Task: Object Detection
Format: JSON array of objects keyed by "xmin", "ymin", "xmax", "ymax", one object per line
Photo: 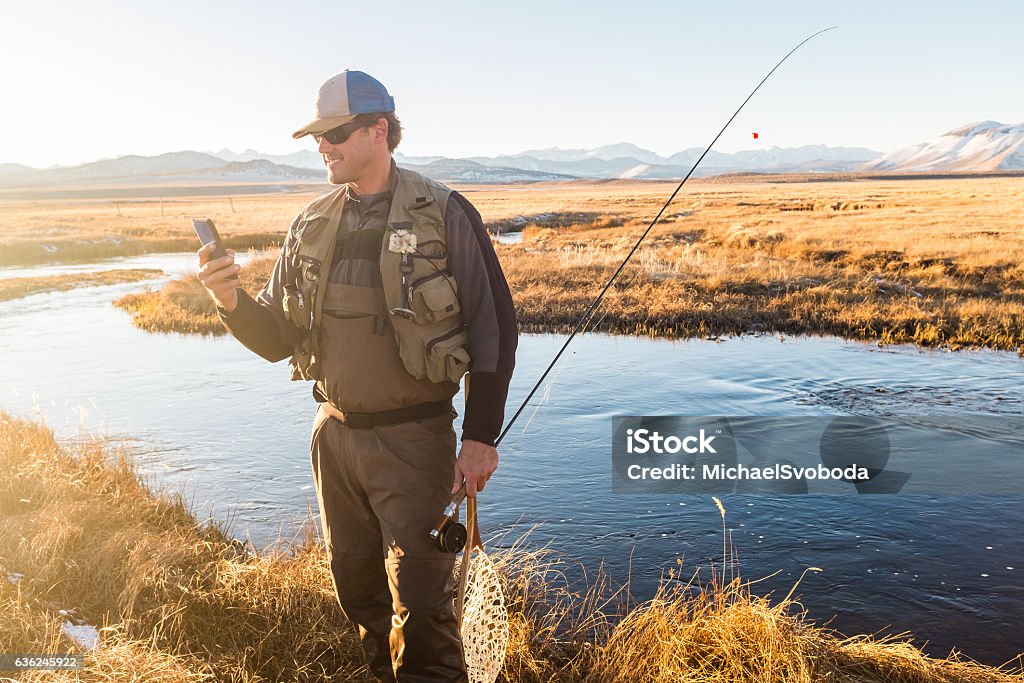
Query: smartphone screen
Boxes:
[
  {"xmin": 192, "ymin": 218, "xmax": 237, "ymax": 279},
  {"xmin": 193, "ymin": 219, "xmax": 219, "ymax": 248}
]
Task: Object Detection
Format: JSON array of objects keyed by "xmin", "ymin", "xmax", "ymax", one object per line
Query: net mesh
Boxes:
[{"xmin": 454, "ymin": 549, "xmax": 508, "ymax": 683}]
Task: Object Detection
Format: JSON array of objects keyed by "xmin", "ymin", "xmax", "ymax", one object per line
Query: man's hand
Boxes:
[
  {"xmin": 452, "ymin": 439, "xmax": 499, "ymax": 498},
  {"xmin": 197, "ymin": 244, "xmax": 241, "ymax": 312}
]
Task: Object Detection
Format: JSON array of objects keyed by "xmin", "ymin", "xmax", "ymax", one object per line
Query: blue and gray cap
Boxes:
[{"xmin": 292, "ymin": 70, "xmax": 396, "ymax": 140}]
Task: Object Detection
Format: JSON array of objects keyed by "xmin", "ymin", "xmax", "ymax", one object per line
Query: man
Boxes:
[{"xmin": 197, "ymin": 70, "xmax": 518, "ymax": 682}]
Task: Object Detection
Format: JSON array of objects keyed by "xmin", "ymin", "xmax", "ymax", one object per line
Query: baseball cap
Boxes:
[{"xmin": 292, "ymin": 70, "xmax": 396, "ymax": 140}]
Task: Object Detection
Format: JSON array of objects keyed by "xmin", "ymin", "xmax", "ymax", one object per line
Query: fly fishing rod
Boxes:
[{"xmin": 432, "ymin": 26, "xmax": 839, "ymax": 553}]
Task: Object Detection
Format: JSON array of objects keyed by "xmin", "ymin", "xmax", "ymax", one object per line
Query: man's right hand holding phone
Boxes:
[{"xmin": 197, "ymin": 243, "xmax": 241, "ymax": 313}]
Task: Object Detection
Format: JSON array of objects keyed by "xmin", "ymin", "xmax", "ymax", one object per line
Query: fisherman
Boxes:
[{"xmin": 196, "ymin": 70, "xmax": 518, "ymax": 682}]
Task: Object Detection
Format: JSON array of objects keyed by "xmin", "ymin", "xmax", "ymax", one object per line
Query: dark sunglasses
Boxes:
[{"xmin": 314, "ymin": 120, "xmax": 366, "ymax": 145}]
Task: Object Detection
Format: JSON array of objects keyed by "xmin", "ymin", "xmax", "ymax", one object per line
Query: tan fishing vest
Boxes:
[{"xmin": 280, "ymin": 167, "xmax": 471, "ymax": 405}]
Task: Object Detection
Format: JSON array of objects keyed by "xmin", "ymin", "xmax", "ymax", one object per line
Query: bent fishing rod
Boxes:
[{"xmin": 432, "ymin": 26, "xmax": 839, "ymax": 553}]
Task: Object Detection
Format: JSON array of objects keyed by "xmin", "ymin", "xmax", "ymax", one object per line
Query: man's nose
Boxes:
[{"xmin": 317, "ymin": 136, "xmax": 333, "ymax": 154}]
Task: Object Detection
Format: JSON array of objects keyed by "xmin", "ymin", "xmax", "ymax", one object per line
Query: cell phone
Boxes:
[{"xmin": 192, "ymin": 217, "xmax": 238, "ymax": 280}]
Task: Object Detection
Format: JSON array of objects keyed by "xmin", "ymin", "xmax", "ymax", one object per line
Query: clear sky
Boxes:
[{"xmin": 2, "ymin": 0, "xmax": 1022, "ymax": 167}]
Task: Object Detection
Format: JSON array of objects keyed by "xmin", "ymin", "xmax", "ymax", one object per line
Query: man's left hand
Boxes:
[{"xmin": 452, "ymin": 440, "xmax": 499, "ymax": 498}]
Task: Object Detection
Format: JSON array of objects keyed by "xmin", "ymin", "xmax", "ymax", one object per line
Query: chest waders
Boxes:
[{"xmin": 293, "ymin": 167, "xmax": 476, "ymax": 681}]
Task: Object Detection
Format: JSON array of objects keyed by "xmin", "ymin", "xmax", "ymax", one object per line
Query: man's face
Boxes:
[{"xmin": 317, "ymin": 124, "xmax": 375, "ymax": 185}]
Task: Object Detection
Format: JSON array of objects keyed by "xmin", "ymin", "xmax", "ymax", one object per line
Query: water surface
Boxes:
[{"xmin": 0, "ymin": 253, "xmax": 1021, "ymax": 665}]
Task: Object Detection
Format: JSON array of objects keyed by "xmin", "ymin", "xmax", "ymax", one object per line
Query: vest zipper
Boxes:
[
  {"xmin": 409, "ymin": 269, "xmax": 451, "ymax": 290},
  {"xmin": 425, "ymin": 324, "xmax": 466, "ymax": 354}
]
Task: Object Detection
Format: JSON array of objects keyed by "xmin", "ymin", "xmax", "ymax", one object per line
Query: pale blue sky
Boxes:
[{"xmin": 2, "ymin": 1, "xmax": 1021, "ymax": 167}]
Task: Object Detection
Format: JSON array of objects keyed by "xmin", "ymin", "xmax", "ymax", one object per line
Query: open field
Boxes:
[
  {"xmin": 0, "ymin": 189, "xmax": 308, "ymax": 266},
  {"xmin": 2, "ymin": 411, "xmax": 1020, "ymax": 682},
  {"xmin": 93, "ymin": 174, "xmax": 1024, "ymax": 353}
]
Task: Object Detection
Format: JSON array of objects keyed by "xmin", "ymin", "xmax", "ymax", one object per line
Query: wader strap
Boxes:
[
  {"xmin": 309, "ymin": 192, "xmax": 347, "ymax": 369},
  {"xmin": 320, "ymin": 399, "xmax": 453, "ymax": 429}
]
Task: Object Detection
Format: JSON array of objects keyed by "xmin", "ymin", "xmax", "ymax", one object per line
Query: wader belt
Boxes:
[{"xmin": 321, "ymin": 399, "xmax": 453, "ymax": 429}]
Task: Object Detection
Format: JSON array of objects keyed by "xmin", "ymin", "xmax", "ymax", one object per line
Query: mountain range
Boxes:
[
  {"xmin": 2, "ymin": 122, "xmax": 1023, "ymax": 188},
  {"xmin": 863, "ymin": 121, "xmax": 1024, "ymax": 173}
]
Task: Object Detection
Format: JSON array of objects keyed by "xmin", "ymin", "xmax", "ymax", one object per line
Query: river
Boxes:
[{"xmin": 0, "ymin": 252, "xmax": 1021, "ymax": 665}]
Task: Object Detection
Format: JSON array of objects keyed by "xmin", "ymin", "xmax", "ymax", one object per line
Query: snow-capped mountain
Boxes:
[
  {"xmin": 862, "ymin": 122, "xmax": 1024, "ymax": 172},
  {"xmin": 508, "ymin": 143, "xmax": 669, "ymax": 165},
  {"xmin": 456, "ymin": 144, "xmax": 879, "ymax": 179},
  {"xmin": 399, "ymin": 158, "xmax": 575, "ymax": 183},
  {"xmin": 212, "ymin": 148, "xmax": 324, "ymax": 170},
  {"xmin": 8, "ymin": 123, "xmax": 1024, "ymax": 189}
]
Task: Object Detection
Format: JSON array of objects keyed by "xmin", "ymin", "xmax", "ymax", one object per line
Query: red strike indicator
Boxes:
[{"xmin": 752, "ymin": 132, "xmax": 759, "ymax": 139}]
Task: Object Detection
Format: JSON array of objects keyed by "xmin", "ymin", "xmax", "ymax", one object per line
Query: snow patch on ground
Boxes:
[{"xmin": 62, "ymin": 622, "xmax": 100, "ymax": 651}]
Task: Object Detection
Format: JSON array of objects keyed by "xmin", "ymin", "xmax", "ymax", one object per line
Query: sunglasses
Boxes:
[{"xmin": 314, "ymin": 120, "xmax": 366, "ymax": 145}]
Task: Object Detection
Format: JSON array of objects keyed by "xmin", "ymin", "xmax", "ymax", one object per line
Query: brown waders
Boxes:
[{"xmin": 310, "ymin": 281, "xmax": 466, "ymax": 682}]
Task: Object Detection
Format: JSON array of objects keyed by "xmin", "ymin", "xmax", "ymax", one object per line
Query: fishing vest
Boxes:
[{"xmin": 280, "ymin": 167, "xmax": 470, "ymax": 388}]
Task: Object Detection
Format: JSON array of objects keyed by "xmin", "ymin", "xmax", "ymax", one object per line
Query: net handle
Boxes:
[{"xmin": 455, "ymin": 496, "xmax": 479, "ymax": 628}]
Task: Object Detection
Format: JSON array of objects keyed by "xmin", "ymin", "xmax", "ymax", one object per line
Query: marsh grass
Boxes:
[
  {"xmin": 113, "ymin": 252, "xmax": 278, "ymax": 334},
  {"xmin": 1, "ymin": 412, "xmax": 1021, "ymax": 681},
  {"xmin": 11, "ymin": 175, "xmax": 1024, "ymax": 354},
  {"xmin": 0, "ymin": 193, "xmax": 294, "ymax": 267},
  {"xmin": 0, "ymin": 269, "xmax": 164, "ymax": 302},
  {"xmin": 0, "ymin": 412, "xmax": 361, "ymax": 681},
  {"xmin": 58, "ymin": 175, "xmax": 1018, "ymax": 353}
]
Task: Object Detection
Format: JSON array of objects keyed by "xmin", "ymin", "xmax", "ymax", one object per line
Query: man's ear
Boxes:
[{"xmin": 372, "ymin": 118, "xmax": 389, "ymax": 144}]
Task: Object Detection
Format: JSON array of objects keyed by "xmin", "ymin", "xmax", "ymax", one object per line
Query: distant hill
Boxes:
[
  {"xmin": 212, "ymin": 148, "xmax": 324, "ymax": 170},
  {"xmin": 399, "ymin": 158, "xmax": 575, "ymax": 183},
  {"xmin": 456, "ymin": 143, "xmax": 880, "ymax": 179},
  {"xmin": 10, "ymin": 125, "xmax": 1024, "ymax": 187},
  {"xmin": 862, "ymin": 121, "xmax": 1024, "ymax": 173},
  {"xmin": 0, "ymin": 152, "xmax": 325, "ymax": 189},
  {"xmin": 194, "ymin": 159, "xmax": 322, "ymax": 181},
  {"xmin": 0, "ymin": 163, "xmax": 36, "ymax": 176}
]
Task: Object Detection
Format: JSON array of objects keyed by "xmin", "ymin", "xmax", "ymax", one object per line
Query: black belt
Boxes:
[{"xmin": 322, "ymin": 399, "xmax": 454, "ymax": 429}]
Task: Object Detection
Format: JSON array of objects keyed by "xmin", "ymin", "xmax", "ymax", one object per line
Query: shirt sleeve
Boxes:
[
  {"xmin": 445, "ymin": 192, "xmax": 519, "ymax": 445},
  {"xmin": 217, "ymin": 216, "xmax": 300, "ymax": 363}
]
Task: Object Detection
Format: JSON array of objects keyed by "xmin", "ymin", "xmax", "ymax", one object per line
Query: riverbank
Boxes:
[
  {"xmin": 115, "ymin": 209, "xmax": 1024, "ymax": 354},
  {"xmin": 0, "ymin": 269, "xmax": 163, "ymax": 302},
  {"xmin": 1, "ymin": 412, "xmax": 1019, "ymax": 681},
  {"xmin": 8, "ymin": 176, "xmax": 1024, "ymax": 353}
]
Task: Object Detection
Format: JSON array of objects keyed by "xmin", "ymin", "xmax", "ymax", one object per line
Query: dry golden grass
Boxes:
[
  {"xmin": 2, "ymin": 412, "xmax": 1021, "ymax": 681},
  {"xmin": 0, "ymin": 269, "xmax": 164, "ymax": 302},
  {"xmin": 113, "ymin": 253, "xmax": 277, "ymax": 334},
  {"xmin": 0, "ymin": 412, "xmax": 362, "ymax": 681},
  {"xmin": 104, "ymin": 175, "xmax": 1024, "ymax": 353},
  {"xmin": 0, "ymin": 192, "xmax": 298, "ymax": 266},
  {"xmin": 494, "ymin": 176, "xmax": 1024, "ymax": 353}
]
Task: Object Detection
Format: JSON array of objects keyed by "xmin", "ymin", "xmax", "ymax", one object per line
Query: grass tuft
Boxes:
[{"xmin": 2, "ymin": 412, "xmax": 1021, "ymax": 681}]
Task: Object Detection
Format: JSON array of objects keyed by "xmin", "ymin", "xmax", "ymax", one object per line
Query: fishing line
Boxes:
[
  {"xmin": 436, "ymin": 22, "xmax": 841, "ymax": 554},
  {"xmin": 507, "ymin": 222, "xmax": 665, "ymax": 445},
  {"xmin": 494, "ymin": 25, "xmax": 839, "ymax": 449},
  {"xmin": 753, "ymin": 39, "xmax": 828, "ymax": 151},
  {"xmin": 441, "ymin": 29, "xmax": 839, "ymax": 683},
  {"xmin": 514, "ymin": 360, "xmax": 563, "ymax": 439}
]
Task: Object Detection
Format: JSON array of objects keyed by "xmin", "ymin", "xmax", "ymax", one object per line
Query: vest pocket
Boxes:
[
  {"xmin": 411, "ymin": 272, "xmax": 461, "ymax": 323},
  {"xmin": 425, "ymin": 325, "xmax": 470, "ymax": 384},
  {"xmin": 283, "ymin": 284, "xmax": 312, "ymax": 330}
]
